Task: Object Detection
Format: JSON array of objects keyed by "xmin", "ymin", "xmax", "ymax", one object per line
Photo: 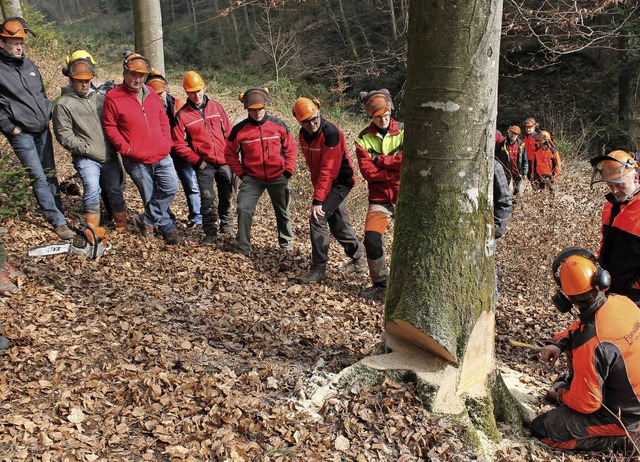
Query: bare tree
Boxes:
[
  {"xmin": 251, "ymin": 6, "xmax": 298, "ymax": 82},
  {"xmin": 335, "ymin": 0, "xmax": 358, "ymax": 60},
  {"xmin": 502, "ymin": 0, "xmax": 640, "ymax": 148}
]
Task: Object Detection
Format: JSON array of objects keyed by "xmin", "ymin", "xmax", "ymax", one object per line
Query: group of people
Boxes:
[
  {"xmin": 0, "ymin": 16, "xmax": 402, "ymax": 303},
  {"xmin": 1, "ymin": 16, "xmax": 639, "ymax": 456},
  {"xmin": 495, "ymin": 117, "xmax": 562, "ymax": 195},
  {"xmin": 532, "ymin": 150, "xmax": 640, "ymax": 452}
]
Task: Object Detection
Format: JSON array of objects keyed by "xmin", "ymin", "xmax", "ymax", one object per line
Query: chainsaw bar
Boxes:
[{"xmin": 27, "ymin": 242, "xmax": 71, "ymax": 257}]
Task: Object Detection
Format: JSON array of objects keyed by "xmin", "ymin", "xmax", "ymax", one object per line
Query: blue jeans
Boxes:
[
  {"xmin": 123, "ymin": 155, "xmax": 178, "ymax": 233},
  {"xmin": 8, "ymin": 129, "xmax": 66, "ymax": 227},
  {"xmin": 73, "ymin": 157, "xmax": 126, "ymax": 215},
  {"xmin": 171, "ymin": 152, "xmax": 201, "ymax": 224}
]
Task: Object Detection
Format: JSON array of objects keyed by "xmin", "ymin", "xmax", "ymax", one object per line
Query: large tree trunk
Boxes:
[
  {"xmin": 1, "ymin": 0, "xmax": 22, "ymax": 18},
  {"xmin": 357, "ymin": 0, "xmax": 525, "ymax": 443},
  {"xmin": 132, "ymin": 0, "xmax": 165, "ymax": 75},
  {"xmin": 388, "ymin": 0, "xmax": 501, "ymax": 364}
]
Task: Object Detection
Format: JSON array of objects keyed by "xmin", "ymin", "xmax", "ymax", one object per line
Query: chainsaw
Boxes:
[{"xmin": 27, "ymin": 225, "xmax": 111, "ymax": 259}]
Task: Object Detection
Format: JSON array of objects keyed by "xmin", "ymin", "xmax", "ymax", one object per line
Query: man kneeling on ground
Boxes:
[{"xmin": 531, "ymin": 246, "xmax": 640, "ymax": 452}]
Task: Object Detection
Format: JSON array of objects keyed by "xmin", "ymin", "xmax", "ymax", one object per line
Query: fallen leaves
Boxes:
[{"xmin": 0, "ymin": 138, "xmax": 614, "ymax": 461}]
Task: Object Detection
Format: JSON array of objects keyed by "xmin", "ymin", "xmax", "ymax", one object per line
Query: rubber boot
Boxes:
[
  {"xmin": 113, "ymin": 211, "xmax": 128, "ymax": 233},
  {"xmin": 297, "ymin": 263, "xmax": 327, "ymax": 285},
  {"xmin": 367, "ymin": 256, "xmax": 389, "ymax": 284}
]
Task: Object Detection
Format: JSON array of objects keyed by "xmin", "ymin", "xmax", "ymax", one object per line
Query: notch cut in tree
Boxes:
[
  {"xmin": 359, "ymin": 0, "xmax": 527, "ymax": 448},
  {"xmin": 387, "ymin": 0, "xmax": 500, "ymax": 367}
]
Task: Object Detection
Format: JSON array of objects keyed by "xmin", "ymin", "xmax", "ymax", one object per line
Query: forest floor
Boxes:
[{"xmin": 1, "ymin": 133, "xmax": 635, "ymax": 462}]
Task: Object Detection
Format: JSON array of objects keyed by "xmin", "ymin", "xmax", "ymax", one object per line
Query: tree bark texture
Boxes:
[
  {"xmin": 1, "ymin": 0, "xmax": 22, "ymax": 19},
  {"xmin": 133, "ymin": 0, "xmax": 165, "ymax": 75},
  {"xmin": 386, "ymin": 0, "xmax": 503, "ymax": 364}
]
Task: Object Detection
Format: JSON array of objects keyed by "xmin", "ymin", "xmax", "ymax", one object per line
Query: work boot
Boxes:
[
  {"xmin": 342, "ymin": 256, "xmax": 368, "ymax": 276},
  {"xmin": 135, "ymin": 214, "xmax": 154, "ymax": 238},
  {"xmin": 113, "ymin": 211, "xmax": 129, "ymax": 233},
  {"xmin": 202, "ymin": 233, "xmax": 217, "ymax": 246},
  {"xmin": 54, "ymin": 224, "xmax": 75, "ymax": 240},
  {"xmin": 298, "ymin": 263, "xmax": 327, "ymax": 285},
  {"xmin": 220, "ymin": 226, "xmax": 234, "ymax": 235},
  {"xmin": 3, "ymin": 263, "xmax": 26, "ymax": 287},
  {"xmin": 359, "ymin": 282, "xmax": 387, "ymax": 301},
  {"xmin": 163, "ymin": 230, "xmax": 183, "ymax": 245},
  {"xmin": 0, "ymin": 271, "xmax": 18, "ymax": 296}
]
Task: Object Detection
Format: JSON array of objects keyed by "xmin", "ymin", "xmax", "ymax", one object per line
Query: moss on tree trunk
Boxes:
[
  {"xmin": 386, "ymin": 0, "xmax": 502, "ymax": 364},
  {"xmin": 371, "ymin": 0, "xmax": 525, "ymax": 450}
]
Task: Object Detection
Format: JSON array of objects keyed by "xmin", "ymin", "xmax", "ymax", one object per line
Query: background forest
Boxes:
[{"xmin": 20, "ymin": 0, "xmax": 640, "ymax": 156}]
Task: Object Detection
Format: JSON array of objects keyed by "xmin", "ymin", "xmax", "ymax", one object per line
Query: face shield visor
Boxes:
[{"xmin": 589, "ymin": 155, "xmax": 637, "ymax": 189}]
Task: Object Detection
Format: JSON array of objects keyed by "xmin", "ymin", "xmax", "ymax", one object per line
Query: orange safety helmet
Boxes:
[
  {"xmin": 68, "ymin": 59, "xmax": 96, "ymax": 80},
  {"xmin": 239, "ymin": 87, "xmax": 269, "ymax": 109},
  {"xmin": 537, "ymin": 130, "xmax": 551, "ymax": 142},
  {"xmin": 507, "ymin": 125, "xmax": 521, "ymax": 136},
  {"xmin": 146, "ymin": 68, "xmax": 167, "ymax": 94},
  {"xmin": 524, "ymin": 117, "xmax": 537, "ymax": 127},
  {"xmin": 552, "ymin": 247, "xmax": 611, "ymax": 295},
  {"xmin": 558, "ymin": 255, "xmax": 600, "ymax": 296},
  {"xmin": 292, "ymin": 97, "xmax": 321, "ymax": 123},
  {"xmin": 590, "ymin": 150, "xmax": 638, "ymax": 187},
  {"xmin": 123, "ymin": 51, "xmax": 151, "ymax": 74},
  {"xmin": 62, "ymin": 50, "xmax": 97, "ymax": 78},
  {"xmin": 359, "ymin": 89, "xmax": 393, "ymax": 118},
  {"xmin": 0, "ymin": 17, "xmax": 34, "ymax": 38},
  {"xmin": 551, "ymin": 247, "xmax": 611, "ymax": 312},
  {"xmin": 182, "ymin": 71, "xmax": 205, "ymax": 92}
]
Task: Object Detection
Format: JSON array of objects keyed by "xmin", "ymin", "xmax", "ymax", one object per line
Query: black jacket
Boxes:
[
  {"xmin": 493, "ymin": 161, "xmax": 513, "ymax": 239},
  {"xmin": 0, "ymin": 50, "xmax": 52, "ymax": 135}
]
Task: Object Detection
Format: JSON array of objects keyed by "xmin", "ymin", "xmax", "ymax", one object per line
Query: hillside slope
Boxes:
[{"xmin": 0, "ymin": 51, "xmax": 628, "ymax": 462}]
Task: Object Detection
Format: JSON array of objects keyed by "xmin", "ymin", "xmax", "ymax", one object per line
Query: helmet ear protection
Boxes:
[
  {"xmin": 551, "ymin": 246, "xmax": 611, "ymax": 312},
  {"xmin": 551, "ymin": 292, "xmax": 574, "ymax": 314}
]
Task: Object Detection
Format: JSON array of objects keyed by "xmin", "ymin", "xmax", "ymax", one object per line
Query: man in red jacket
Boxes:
[
  {"xmin": 532, "ymin": 247, "xmax": 640, "ymax": 452},
  {"xmin": 522, "ymin": 117, "xmax": 540, "ymax": 180},
  {"xmin": 292, "ymin": 97, "xmax": 365, "ymax": 284},
  {"xmin": 173, "ymin": 71, "xmax": 233, "ymax": 245},
  {"xmin": 224, "ymin": 87, "xmax": 297, "ymax": 256},
  {"xmin": 102, "ymin": 52, "xmax": 181, "ymax": 245},
  {"xmin": 146, "ymin": 69, "xmax": 202, "ymax": 228},
  {"xmin": 590, "ymin": 150, "xmax": 640, "ymax": 305}
]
